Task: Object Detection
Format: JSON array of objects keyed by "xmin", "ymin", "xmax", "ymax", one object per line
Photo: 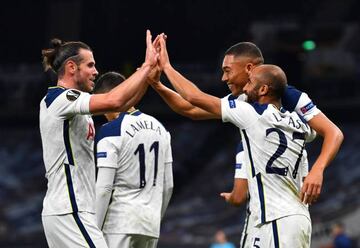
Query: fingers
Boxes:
[
  {"xmin": 300, "ymin": 184, "xmax": 307, "ymax": 202},
  {"xmin": 220, "ymin": 192, "xmax": 231, "ymax": 201},
  {"xmin": 146, "ymin": 30, "xmax": 152, "ymax": 48},
  {"xmin": 153, "ymin": 34, "xmax": 161, "ymax": 48},
  {"xmin": 301, "ymin": 182, "xmax": 321, "ymax": 205}
]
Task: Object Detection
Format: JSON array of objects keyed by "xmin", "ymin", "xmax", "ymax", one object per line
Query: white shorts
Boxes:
[
  {"xmin": 104, "ymin": 233, "xmax": 158, "ymax": 248},
  {"xmin": 42, "ymin": 212, "xmax": 108, "ymax": 248},
  {"xmin": 240, "ymin": 212, "xmax": 254, "ymax": 248},
  {"xmin": 250, "ymin": 215, "xmax": 311, "ymax": 248}
]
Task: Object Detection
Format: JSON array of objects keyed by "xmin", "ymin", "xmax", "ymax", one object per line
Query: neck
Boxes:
[
  {"xmin": 258, "ymin": 96, "xmax": 281, "ymax": 109},
  {"xmin": 105, "ymin": 112, "xmax": 120, "ymax": 121},
  {"xmin": 58, "ymin": 75, "xmax": 77, "ymax": 90},
  {"xmin": 105, "ymin": 107, "xmax": 136, "ymax": 122},
  {"xmin": 127, "ymin": 106, "xmax": 136, "ymax": 113}
]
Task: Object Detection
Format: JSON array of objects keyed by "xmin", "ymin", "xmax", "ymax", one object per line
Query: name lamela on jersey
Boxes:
[{"xmin": 125, "ymin": 119, "xmax": 162, "ymax": 138}]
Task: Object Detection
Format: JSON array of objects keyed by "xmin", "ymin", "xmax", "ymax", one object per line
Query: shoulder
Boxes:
[
  {"xmin": 248, "ymin": 102, "xmax": 269, "ymax": 115},
  {"xmin": 44, "ymin": 86, "xmax": 66, "ymax": 107},
  {"xmin": 96, "ymin": 113, "xmax": 127, "ymax": 143},
  {"xmin": 282, "ymin": 85, "xmax": 304, "ymax": 111},
  {"xmin": 44, "ymin": 86, "xmax": 85, "ymax": 108}
]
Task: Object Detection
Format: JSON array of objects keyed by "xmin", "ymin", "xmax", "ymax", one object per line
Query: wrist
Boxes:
[
  {"xmin": 141, "ymin": 63, "xmax": 153, "ymax": 70},
  {"xmin": 163, "ymin": 63, "xmax": 173, "ymax": 73},
  {"xmin": 150, "ymin": 80, "xmax": 162, "ymax": 88}
]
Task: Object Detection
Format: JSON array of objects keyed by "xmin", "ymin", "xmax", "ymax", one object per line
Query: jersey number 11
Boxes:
[{"xmin": 134, "ymin": 141, "xmax": 159, "ymax": 188}]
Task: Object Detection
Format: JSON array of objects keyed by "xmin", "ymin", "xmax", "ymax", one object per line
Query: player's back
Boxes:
[
  {"xmin": 242, "ymin": 103, "xmax": 315, "ymax": 226},
  {"xmin": 96, "ymin": 110, "xmax": 172, "ymax": 238}
]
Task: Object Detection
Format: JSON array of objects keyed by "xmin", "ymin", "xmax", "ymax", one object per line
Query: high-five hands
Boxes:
[{"xmin": 143, "ymin": 30, "xmax": 160, "ymax": 68}]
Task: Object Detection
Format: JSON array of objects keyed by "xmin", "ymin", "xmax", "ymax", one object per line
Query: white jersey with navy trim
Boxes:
[
  {"xmin": 229, "ymin": 85, "xmax": 321, "ymax": 123},
  {"xmin": 96, "ymin": 110, "xmax": 173, "ymax": 238},
  {"xmin": 221, "ymin": 98, "xmax": 316, "ymax": 226},
  {"xmin": 40, "ymin": 86, "xmax": 96, "ymax": 216}
]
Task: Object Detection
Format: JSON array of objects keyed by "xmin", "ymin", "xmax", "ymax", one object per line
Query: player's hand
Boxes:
[
  {"xmin": 147, "ymin": 65, "xmax": 161, "ymax": 85},
  {"xmin": 220, "ymin": 192, "xmax": 232, "ymax": 203},
  {"xmin": 143, "ymin": 30, "xmax": 159, "ymax": 68},
  {"xmin": 300, "ymin": 167, "xmax": 323, "ymax": 205},
  {"xmin": 158, "ymin": 34, "xmax": 171, "ymax": 70}
]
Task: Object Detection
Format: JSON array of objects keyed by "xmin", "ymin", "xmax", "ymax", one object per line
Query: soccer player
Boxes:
[
  {"xmin": 222, "ymin": 143, "xmax": 310, "ymax": 248},
  {"xmin": 150, "ymin": 36, "xmax": 343, "ymax": 243},
  {"xmin": 154, "ymin": 36, "xmax": 343, "ymax": 247},
  {"xmin": 39, "ymin": 30, "xmax": 159, "ymax": 247},
  {"xmin": 94, "ymin": 72, "xmax": 173, "ymax": 248}
]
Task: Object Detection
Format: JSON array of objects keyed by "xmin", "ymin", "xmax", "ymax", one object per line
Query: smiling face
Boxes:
[
  {"xmin": 73, "ymin": 48, "xmax": 98, "ymax": 93},
  {"xmin": 243, "ymin": 70, "xmax": 262, "ymax": 104},
  {"xmin": 221, "ymin": 55, "xmax": 255, "ymax": 96}
]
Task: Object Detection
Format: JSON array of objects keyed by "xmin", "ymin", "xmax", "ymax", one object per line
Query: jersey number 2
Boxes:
[{"xmin": 134, "ymin": 141, "xmax": 159, "ymax": 188}]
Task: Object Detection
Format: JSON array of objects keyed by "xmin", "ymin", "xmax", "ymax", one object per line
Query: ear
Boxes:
[
  {"xmin": 245, "ymin": 63, "xmax": 254, "ymax": 74},
  {"xmin": 258, "ymin": 84, "xmax": 269, "ymax": 96},
  {"xmin": 65, "ymin": 60, "xmax": 77, "ymax": 75}
]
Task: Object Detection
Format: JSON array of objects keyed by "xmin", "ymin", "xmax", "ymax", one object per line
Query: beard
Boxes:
[{"xmin": 246, "ymin": 91, "xmax": 259, "ymax": 103}]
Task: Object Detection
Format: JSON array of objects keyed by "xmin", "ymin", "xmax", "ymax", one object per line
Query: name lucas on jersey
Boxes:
[
  {"xmin": 272, "ymin": 112, "xmax": 308, "ymax": 130},
  {"xmin": 125, "ymin": 120, "xmax": 162, "ymax": 138}
]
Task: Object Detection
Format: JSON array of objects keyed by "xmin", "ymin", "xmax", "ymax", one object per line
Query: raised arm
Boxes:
[
  {"xmin": 150, "ymin": 81, "xmax": 218, "ymax": 120},
  {"xmin": 301, "ymin": 112, "xmax": 344, "ymax": 204},
  {"xmin": 157, "ymin": 36, "xmax": 221, "ymax": 118},
  {"xmin": 89, "ymin": 30, "xmax": 158, "ymax": 114}
]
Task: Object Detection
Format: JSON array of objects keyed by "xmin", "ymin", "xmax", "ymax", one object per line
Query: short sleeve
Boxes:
[
  {"xmin": 49, "ymin": 89, "xmax": 91, "ymax": 119},
  {"xmin": 221, "ymin": 96, "xmax": 259, "ymax": 129},
  {"xmin": 96, "ymin": 138, "xmax": 119, "ymax": 169},
  {"xmin": 234, "ymin": 150, "xmax": 248, "ymax": 179},
  {"xmin": 282, "ymin": 86, "xmax": 321, "ymax": 122},
  {"xmin": 294, "ymin": 92, "xmax": 321, "ymax": 122}
]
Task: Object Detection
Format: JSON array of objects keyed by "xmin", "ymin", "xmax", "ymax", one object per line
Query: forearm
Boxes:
[
  {"xmin": 95, "ymin": 167, "xmax": 116, "ymax": 229},
  {"xmin": 108, "ymin": 64, "xmax": 151, "ymax": 111},
  {"xmin": 123, "ymin": 81, "xmax": 149, "ymax": 111},
  {"xmin": 309, "ymin": 113, "xmax": 344, "ymax": 172},
  {"xmin": 161, "ymin": 162, "xmax": 174, "ymax": 219},
  {"xmin": 163, "ymin": 65, "xmax": 204, "ymax": 104},
  {"xmin": 95, "ymin": 184, "xmax": 112, "ymax": 228},
  {"xmin": 90, "ymin": 64, "xmax": 151, "ymax": 114},
  {"xmin": 151, "ymin": 81, "xmax": 215, "ymax": 120},
  {"xmin": 163, "ymin": 65, "xmax": 221, "ymax": 116},
  {"xmin": 311, "ymin": 129, "xmax": 343, "ymax": 171},
  {"xmin": 230, "ymin": 178, "xmax": 248, "ymax": 206}
]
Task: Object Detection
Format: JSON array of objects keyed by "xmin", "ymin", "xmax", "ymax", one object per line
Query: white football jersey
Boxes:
[
  {"xmin": 39, "ymin": 86, "xmax": 96, "ymax": 216},
  {"xmin": 222, "ymin": 98, "xmax": 316, "ymax": 226},
  {"xmin": 96, "ymin": 110, "xmax": 173, "ymax": 238},
  {"xmin": 232, "ymin": 85, "xmax": 318, "ymax": 181}
]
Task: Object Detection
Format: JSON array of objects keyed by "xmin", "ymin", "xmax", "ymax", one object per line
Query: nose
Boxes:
[
  {"xmin": 221, "ymin": 73, "xmax": 228, "ymax": 83},
  {"xmin": 94, "ymin": 67, "xmax": 99, "ymax": 76}
]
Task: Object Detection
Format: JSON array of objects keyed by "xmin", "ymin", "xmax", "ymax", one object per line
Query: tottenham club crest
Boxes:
[{"xmin": 66, "ymin": 90, "xmax": 81, "ymax": 101}]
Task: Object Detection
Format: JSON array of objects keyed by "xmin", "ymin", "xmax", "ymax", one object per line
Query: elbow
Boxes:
[{"xmin": 335, "ymin": 127, "xmax": 344, "ymax": 146}]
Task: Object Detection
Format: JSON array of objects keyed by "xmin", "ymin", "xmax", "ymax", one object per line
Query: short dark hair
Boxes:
[
  {"xmin": 257, "ymin": 65, "xmax": 287, "ymax": 99},
  {"xmin": 225, "ymin": 42, "xmax": 264, "ymax": 65},
  {"xmin": 93, "ymin": 72, "xmax": 126, "ymax": 94},
  {"xmin": 42, "ymin": 38, "xmax": 91, "ymax": 76}
]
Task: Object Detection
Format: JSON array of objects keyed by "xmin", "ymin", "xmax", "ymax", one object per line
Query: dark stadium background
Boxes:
[{"xmin": 0, "ymin": 0, "xmax": 359, "ymax": 247}]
